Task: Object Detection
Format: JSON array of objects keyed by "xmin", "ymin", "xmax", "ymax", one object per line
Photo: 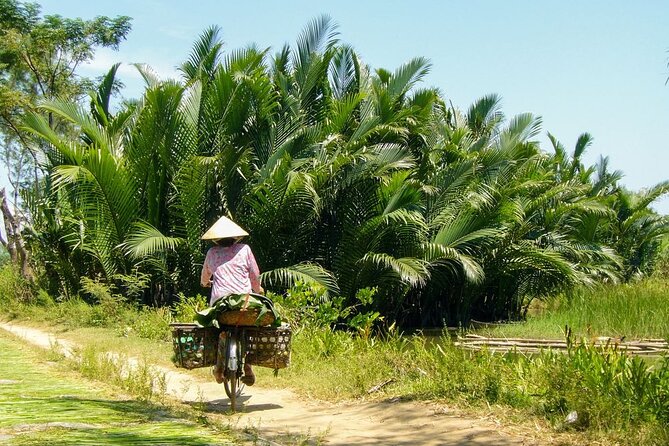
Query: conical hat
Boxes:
[{"xmin": 201, "ymin": 216, "xmax": 249, "ymax": 240}]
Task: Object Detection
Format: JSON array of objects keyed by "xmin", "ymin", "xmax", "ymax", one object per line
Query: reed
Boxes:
[{"xmin": 480, "ymin": 280, "xmax": 669, "ymax": 340}]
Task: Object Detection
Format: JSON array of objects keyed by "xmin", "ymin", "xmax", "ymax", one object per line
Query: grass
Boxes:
[
  {"xmin": 69, "ymin": 343, "xmax": 168, "ymax": 403},
  {"xmin": 51, "ymin": 326, "xmax": 173, "ymax": 367},
  {"xmin": 2, "ymin": 264, "xmax": 669, "ymax": 446},
  {"xmin": 271, "ymin": 327, "xmax": 669, "ymax": 445},
  {"xmin": 0, "ymin": 331, "xmax": 238, "ymax": 445},
  {"xmin": 479, "ymin": 280, "xmax": 669, "ymax": 340},
  {"xmin": 5, "ymin": 316, "xmax": 668, "ymax": 445}
]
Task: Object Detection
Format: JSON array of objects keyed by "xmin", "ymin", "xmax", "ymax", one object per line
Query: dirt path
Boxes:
[{"xmin": 0, "ymin": 322, "xmax": 534, "ymax": 445}]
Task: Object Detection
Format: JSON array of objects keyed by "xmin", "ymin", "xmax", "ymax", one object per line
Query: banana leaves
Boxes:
[{"xmin": 195, "ymin": 293, "xmax": 281, "ymax": 328}]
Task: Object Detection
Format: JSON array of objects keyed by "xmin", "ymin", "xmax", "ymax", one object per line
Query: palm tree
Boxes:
[{"xmin": 20, "ymin": 18, "xmax": 669, "ymax": 327}]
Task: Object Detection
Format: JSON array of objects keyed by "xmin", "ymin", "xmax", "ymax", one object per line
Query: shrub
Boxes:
[
  {"xmin": 128, "ymin": 307, "xmax": 172, "ymax": 341},
  {"xmin": 536, "ymin": 345, "xmax": 669, "ymax": 430},
  {"xmin": 274, "ymin": 283, "xmax": 383, "ymax": 336},
  {"xmin": 0, "ymin": 263, "xmax": 33, "ymax": 306},
  {"xmin": 171, "ymin": 293, "xmax": 208, "ymax": 323}
]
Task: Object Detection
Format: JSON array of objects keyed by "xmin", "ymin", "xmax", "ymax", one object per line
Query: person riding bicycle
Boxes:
[{"xmin": 200, "ymin": 216, "xmax": 263, "ymax": 386}]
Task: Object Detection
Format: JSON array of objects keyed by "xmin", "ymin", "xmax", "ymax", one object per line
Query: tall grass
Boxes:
[
  {"xmin": 255, "ymin": 326, "xmax": 669, "ymax": 445},
  {"xmin": 0, "ymin": 263, "xmax": 34, "ymax": 305},
  {"xmin": 482, "ymin": 280, "xmax": 669, "ymax": 340}
]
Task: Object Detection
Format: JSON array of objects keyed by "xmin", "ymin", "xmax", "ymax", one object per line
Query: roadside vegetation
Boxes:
[
  {"xmin": 479, "ymin": 279, "xmax": 669, "ymax": 340},
  {"xmin": 2, "ymin": 264, "xmax": 668, "ymax": 446}
]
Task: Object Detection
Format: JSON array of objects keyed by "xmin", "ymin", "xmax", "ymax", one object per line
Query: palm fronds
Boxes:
[{"xmin": 22, "ymin": 17, "xmax": 669, "ymax": 326}]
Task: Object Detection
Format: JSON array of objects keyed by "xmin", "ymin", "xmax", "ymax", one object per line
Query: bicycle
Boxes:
[
  {"xmin": 213, "ymin": 321, "xmax": 292, "ymax": 411},
  {"xmin": 170, "ymin": 320, "xmax": 288, "ymax": 411},
  {"xmin": 216, "ymin": 325, "xmax": 247, "ymax": 410}
]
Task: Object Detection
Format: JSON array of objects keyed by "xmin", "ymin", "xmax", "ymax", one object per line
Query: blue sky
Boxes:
[{"xmin": 4, "ymin": 0, "xmax": 669, "ymax": 212}]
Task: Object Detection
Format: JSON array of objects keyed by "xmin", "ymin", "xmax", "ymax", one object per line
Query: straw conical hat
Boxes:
[{"xmin": 201, "ymin": 216, "xmax": 249, "ymax": 240}]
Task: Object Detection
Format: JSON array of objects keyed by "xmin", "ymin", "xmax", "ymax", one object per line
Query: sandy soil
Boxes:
[{"xmin": 0, "ymin": 322, "xmax": 535, "ymax": 445}]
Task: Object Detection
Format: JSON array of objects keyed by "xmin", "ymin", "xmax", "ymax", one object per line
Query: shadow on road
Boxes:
[{"xmin": 188, "ymin": 396, "xmax": 283, "ymax": 414}]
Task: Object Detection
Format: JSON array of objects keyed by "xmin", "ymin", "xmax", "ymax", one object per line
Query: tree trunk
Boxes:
[{"xmin": 0, "ymin": 188, "xmax": 33, "ymax": 280}]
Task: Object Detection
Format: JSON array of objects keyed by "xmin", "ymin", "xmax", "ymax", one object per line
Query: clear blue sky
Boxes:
[{"xmin": 5, "ymin": 0, "xmax": 669, "ymax": 212}]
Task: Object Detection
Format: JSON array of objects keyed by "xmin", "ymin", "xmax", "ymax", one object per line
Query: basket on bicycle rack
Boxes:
[
  {"xmin": 170, "ymin": 323, "xmax": 220, "ymax": 369},
  {"xmin": 244, "ymin": 324, "xmax": 292, "ymax": 370},
  {"xmin": 217, "ymin": 309, "xmax": 275, "ymax": 327}
]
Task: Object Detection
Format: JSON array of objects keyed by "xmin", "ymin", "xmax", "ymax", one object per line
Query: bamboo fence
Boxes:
[{"xmin": 455, "ymin": 334, "xmax": 669, "ymax": 356}]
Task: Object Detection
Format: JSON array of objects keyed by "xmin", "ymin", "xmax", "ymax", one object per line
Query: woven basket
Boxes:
[
  {"xmin": 217, "ymin": 309, "xmax": 275, "ymax": 327},
  {"xmin": 170, "ymin": 323, "xmax": 219, "ymax": 369},
  {"xmin": 244, "ymin": 325, "xmax": 292, "ymax": 369}
]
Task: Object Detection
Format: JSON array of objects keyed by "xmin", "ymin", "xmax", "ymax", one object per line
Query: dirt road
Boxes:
[{"xmin": 0, "ymin": 322, "xmax": 533, "ymax": 445}]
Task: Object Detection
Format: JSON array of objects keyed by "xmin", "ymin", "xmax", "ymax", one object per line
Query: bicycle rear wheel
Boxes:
[
  {"xmin": 223, "ymin": 372, "xmax": 244, "ymax": 405},
  {"xmin": 222, "ymin": 331, "xmax": 244, "ymax": 409}
]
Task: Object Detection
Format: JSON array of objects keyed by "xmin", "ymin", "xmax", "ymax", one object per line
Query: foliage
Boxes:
[
  {"xmin": 171, "ymin": 292, "xmax": 208, "ymax": 323},
  {"xmin": 273, "ymin": 282, "xmax": 381, "ymax": 335},
  {"xmin": 0, "ymin": 0, "xmax": 132, "ymax": 289},
  {"xmin": 259, "ymin": 325, "xmax": 669, "ymax": 445},
  {"xmin": 123, "ymin": 306, "xmax": 172, "ymax": 341},
  {"xmin": 0, "ymin": 266, "xmax": 171, "ymax": 340},
  {"xmin": 534, "ymin": 344, "xmax": 669, "ymax": 433},
  {"xmin": 479, "ymin": 279, "xmax": 669, "ymax": 340},
  {"xmin": 0, "ymin": 262, "xmax": 32, "ymax": 305},
  {"xmin": 0, "ymin": 0, "xmax": 131, "ymax": 164},
  {"xmin": 194, "ymin": 292, "xmax": 280, "ymax": 327},
  {"xmin": 0, "ymin": 244, "xmax": 9, "ymax": 265},
  {"xmin": 2, "ymin": 281, "xmax": 668, "ymax": 445},
  {"xmin": 13, "ymin": 15, "xmax": 669, "ymax": 327}
]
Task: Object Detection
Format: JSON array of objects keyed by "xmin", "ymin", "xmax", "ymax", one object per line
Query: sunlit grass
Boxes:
[
  {"xmin": 252, "ymin": 326, "xmax": 669, "ymax": 446},
  {"xmin": 479, "ymin": 280, "xmax": 669, "ymax": 340},
  {"xmin": 3, "ymin": 274, "xmax": 669, "ymax": 445},
  {"xmin": 0, "ymin": 332, "xmax": 236, "ymax": 445}
]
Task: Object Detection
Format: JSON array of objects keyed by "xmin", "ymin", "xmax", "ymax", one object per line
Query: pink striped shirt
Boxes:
[{"xmin": 200, "ymin": 243, "xmax": 262, "ymax": 305}]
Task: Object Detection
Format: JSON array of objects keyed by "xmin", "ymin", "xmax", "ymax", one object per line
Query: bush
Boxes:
[
  {"xmin": 127, "ymin": 307, "xmax": 172, "ymax": 341},
  {"xmin": 0, "ymin": 263, "xmax": 34, "ymax": 307},
  {"xmin": 273, "ymin": 283, "xmax": 383, "ymax": 335},
  {"xmin": 535, "ymin": 345, "xmax": 669, "ymax": 430},
  {"xmin": 79, "ymin": 276, "xmax": 133, "ymax": 326},
  {"xmin": 170, "ymin": 293, "xmax": 208, "ymax": 323}
]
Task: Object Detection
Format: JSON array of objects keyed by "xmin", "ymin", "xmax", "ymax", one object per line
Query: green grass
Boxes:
[
  {"xmin": 51, "ymin": 326, "xmax": 174, "ymax": 367},
  {"xmin": 3, "ymin": 265, "xmax": 669, "ymax": 446},
  {"xmin": 258, "ymin": 326, "xmax": 669, "ymax": 445},
  {"xmin": 0, "ymin": 332, "xmax": 237, "ymax": 445},
  {"xmin": 479, "ymin": 280, "xmax": 669, "ymax": 340},
  {"xmin": 5, "ymin": 316, "xmax": 668, "ymax": 445}
]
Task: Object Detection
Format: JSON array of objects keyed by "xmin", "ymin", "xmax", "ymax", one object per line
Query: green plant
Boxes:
[
  {"xmin": 70, "ymin": 344, "xmax": 167, "ymax": 402},
  {"xmin": 5, "ymin": 289, "xmax": 669, "ymax": 445},
  {"xmin": 483, "ymin": 279, "xmax": 669, "ymax": 340},
  {"xmin": 0, "ymin": 245, "xmax": 9, "ymax": 266},
  {"xmin": 112, "ymin": 270, "xmax": 151, "ymax": 302},
  {"xmin": 530, "ymin": 343, "xmax": 669, "ymax": 435},
  {"xmin": 80, "ymin": 276, "xmax": 133, "ymax": 326},
  {"xmin": 252, "ymin": 322, "xmax": 669, "ymax": 445},
  {"xmin": 0, "ymin": 263, "xmax": 33, "ymax": 306},
  {"xmin": 171, "ymin": 293, "xmax": 208, "ymax": 322},
  {"xmin": 17, "ymin": 14, "xmax": 669, "ymax": 330},
  {"xmin": 129, "ymin": 306, "xmax": 172, "ymax": 341}
]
